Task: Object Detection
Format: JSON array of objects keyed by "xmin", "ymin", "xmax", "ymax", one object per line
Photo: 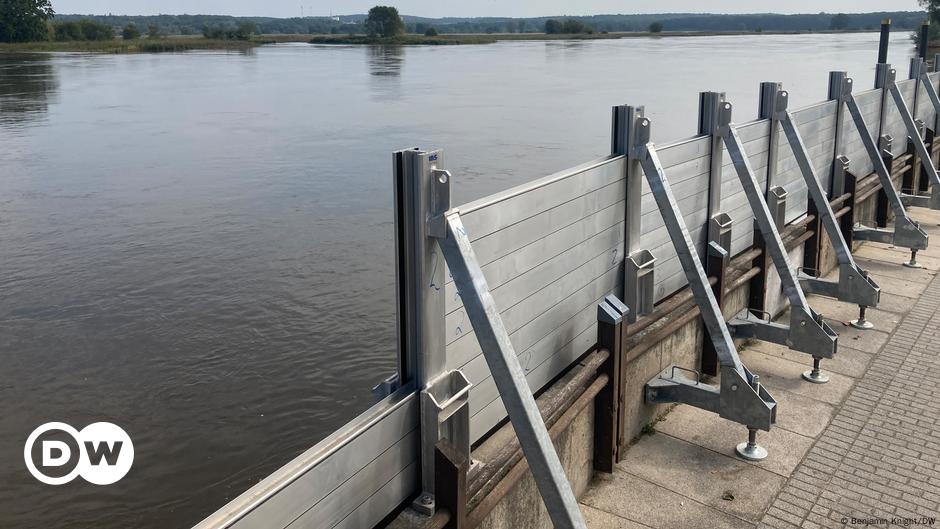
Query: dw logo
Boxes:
[{"xmin": 24, "ymin": 422, "xmax": 134, "ymax": 485}]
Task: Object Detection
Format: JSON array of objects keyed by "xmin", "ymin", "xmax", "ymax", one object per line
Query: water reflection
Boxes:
[
  {"xmin": 0, "ymin": 54, "xmax": 59, "ymax": 126},
  {"xmin": 544, "ymin": 39, "xmax": 589, "ymax": 61},
  {"xmin": 367, "ymin": 44, "xmax": 404, "ymax": 76}
]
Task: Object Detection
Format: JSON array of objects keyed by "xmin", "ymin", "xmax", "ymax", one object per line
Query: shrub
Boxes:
[{"xmin": 122, "ymin": 24, "xmax": 140, "ymax": 40}]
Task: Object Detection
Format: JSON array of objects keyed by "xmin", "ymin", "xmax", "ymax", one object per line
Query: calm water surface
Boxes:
[{"xmin": 0, "ymin": 32, "xmax": 913, "ymax": 529}]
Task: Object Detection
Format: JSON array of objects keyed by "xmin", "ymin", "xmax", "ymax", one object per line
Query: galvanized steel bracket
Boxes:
[
  {"xmin": 841, "ymin": 71, "xmax": 929, "ymax": 250},
  {"xmin": 625, "ymin": 249, "xmax": 656, "ymax": 319},
  {"xmin": 625, "ymin": 108, "xmax": 776, "ymax": 435},
  {"xmin": 768, "ymin": 82, "xmax": 882, "ymax": 310},
  {"xmin": 718, "ymin": 101, "xmax": 837, "ymax": 361}
]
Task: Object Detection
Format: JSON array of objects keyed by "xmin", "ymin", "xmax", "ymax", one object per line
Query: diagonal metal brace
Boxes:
[
  {"xmin": 889, "ymin": 74, "xmax": 940, "ymax": 209},
  {"xmin": 435, "ymin": 211, "xmax": 587, "ymax": 529},
  {"xmin": 717, "ymin": 100, "xmax": 838, "ymax": 359},
  {"xmin": 628, "ymin": 109, "xmax": 776, "ymax": 432},
  {"xmin": 840, "ymin": 72, "xmax": 929, "ymax": 251},
  {"xmin": 770, "ymin": 86, "xmax": 882, "ymax": 310}
]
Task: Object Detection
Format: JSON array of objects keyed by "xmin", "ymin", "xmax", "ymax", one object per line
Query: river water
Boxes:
[{"xmin": 0, "ymin": 32, "xmax": 913, "ymax": 528}]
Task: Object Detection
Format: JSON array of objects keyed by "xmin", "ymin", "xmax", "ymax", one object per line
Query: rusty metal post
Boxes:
[
  {"xmin": 877, "ymin": 19, "xmax": 891, "ymax": 65},
  {"xmin": 594, "ymin": 296, "xmax": 629, "ymax": 470},
  {"xmin": 435, "ymin": 440, "xmax": 468, "ymax": 529},
  {"xmin": 877, "ymin": 137, "xmax": 894, "ymax": 228}
]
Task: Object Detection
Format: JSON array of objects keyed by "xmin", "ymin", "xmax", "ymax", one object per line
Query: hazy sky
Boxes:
[{"xmin": 54, "ymin": 0, "xmax": 924, "ymax": 19}]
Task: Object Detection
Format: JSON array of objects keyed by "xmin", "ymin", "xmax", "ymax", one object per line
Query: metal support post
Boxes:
[
  {"xmin": 395, "ymin": 149, "xmax": 472, "ymax": 516},
  {"xmin": 719, "ymin": 99, "xmax": 838, "ymax": 376},
  {"xmin": 613, "ymin": 106, "xmax": 655, "ymax": 323},
  {"xmin": 595, "ymin": 296, "xmax": 629, "ymax": 470},
  {"xmin": 934, "ymin": 54, "xmax": 940, "ymax": 142},
  {"xmin": 700, "ymin": 91, "xmax": 731, "ymax": 377},
  {"xmin": 434, "ymin": 199, "xmax": 587, "ymax": 527},
  {"xmin": 920, "ymin": 21, "xmax": 930, "ymax": 61},
  {"xmin": 877, "ymin": 19, "xmax": 891, "ymax": 65},
  {"xmin": 747, "ymin": 83, "xmax": 782, "ymax": 319},
  {"xmin": 622, "ymin": 105, "xmax": 776, "ymax": 458},
  {"xmin": 434, "ymin": 440, "xmax": 468, "ymax": 529},
  {"xmin": 841, "ymin": 74, "xmax": 930, "ymax": 253},
  {"xmin": 838, "ymin": 157, "xmax": 857, "ymax": 249},
  {"xmin": 876, "ymin": 136, "xmax": 894, "ymax": 229}
]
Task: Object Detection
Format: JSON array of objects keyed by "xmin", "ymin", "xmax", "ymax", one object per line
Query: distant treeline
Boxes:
[{"xmin": 53, "ymin": 11, "xmax": 926, "ymax": 36}]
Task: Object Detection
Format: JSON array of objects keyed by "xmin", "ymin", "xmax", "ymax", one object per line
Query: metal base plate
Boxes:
[
  {"xmin": 849, "ymin": 318, "xmax": 875, "ymax": 330},
  {"xmin": 801, "ymin": 370, "xmax": 830, "ymax": 384},
  {"xmin": 735, "ymin": 442, "xmax": 768, "ymax": 461},
  {"xmin": 903, "ymin": 260, "xmax": 924, "ymax": 269}
]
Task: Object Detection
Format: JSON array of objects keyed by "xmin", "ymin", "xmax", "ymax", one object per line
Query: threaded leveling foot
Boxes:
[
  {"xmin": 801, "ymin": 356, "xmax": 830, "ymax": 384},
  {"xmin": 903, "ymin": 249, "xmax": 923, "ymax": 269},
  {"xmin": 735, "ymin": 429, "xmax": 768, "ymax": 461},
  {"xmin": 849, "ymin": 305, "xmax": 875, "ymax": 330}
]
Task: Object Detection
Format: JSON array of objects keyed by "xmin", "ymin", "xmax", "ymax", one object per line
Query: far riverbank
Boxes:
[{"xmin": 0, "ymin": 29, "xmax": 885, "ymax": 54}]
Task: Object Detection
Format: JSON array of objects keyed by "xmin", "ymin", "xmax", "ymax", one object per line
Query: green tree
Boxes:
[
  {"xmin": 829, "ymin": 13, "xmax": 851, "ymax": 30},
  {"xmin": 0, "ymin": 0, "xmax": 55, "ymax": 42},
  {"xmin": 424, "ymin": 27, "xmax": 438, "ymax": 36},
  {"xmin": 79, "ymin": 18, "xmax": 113, "ymax": 40},
  {"xmin": 918, "ymin": 1, "xmax": 940, "ymax": 43},
  {"xmin": 53, "ymin": 19, "xmax": 113, "ymax": 41},
  {"xmin": 235, "ymin": 20, "xmax": 256, "ymax": 39},
  {"xmin": 544, "ymin": 19, "xmax": 562, "ymax": 34},
  {"xmin": 147, "ymin": 24, "xmax": 160, "ymax": 38},
  {"xmin": 122, "ymin": 23, "xmax": 141, "ymax": 39},
  {"xmin": 649, "ymin": 21, "xmax": 664, "ymax": 33},
  {"xmin": 364, "ymin": 6, "xmax": 404, "ymax": 38},
  {"xmin": 922, "ymin": 0, "xmax": 940, "ymax": 24},
  {"xmin": 561, "ymin": 19, "xmax": 592, "ymax": 34}
]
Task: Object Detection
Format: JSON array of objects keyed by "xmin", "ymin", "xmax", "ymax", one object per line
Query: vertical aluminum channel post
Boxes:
[
  {"xmin": 934, "ymin": 54, "xmax": 940, "ymax": 141},
  {"xmin": 613, "ymin": 105, "xmax": 655, "ymax": 323},
  {"xmin": 432, "ymin": 197, "xmax": 586, "ymax": 526},
  {"xmin": 699, "ymin": 92, "xmax": 733, "ymax": 377},
  {"xmin": 395, "ymin": 149, "xmax": 473, "ymax": 516},
  {"xmin": 759, "ymin": 82, "xmax": 788, "ymax": 229},
  {"xmin": 627, "ymin": 107, "xmax": 776, "ymax": 460},
  {"xmin": 770, "ymin": 81, "xmax": 882, "ymax": 332},
  {"xmin": 718, "ymin": 99, "xmax": 839, "ymax": 382},
  {"xmin": 842, "ymin": 73, "xmax": 930, "ymax": 254}
]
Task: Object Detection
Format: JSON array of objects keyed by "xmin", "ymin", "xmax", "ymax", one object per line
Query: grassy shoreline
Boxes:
[
  {"xmin": 0, "ymin": 36, "xmax": 259, "ymax": 53},
  {"xmin": 0, "ymin": 29, "xmax": 883, "ymax": 54}
]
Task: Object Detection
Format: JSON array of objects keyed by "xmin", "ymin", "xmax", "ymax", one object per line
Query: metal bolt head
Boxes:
[
  {"xmin": 420, "ymin": 495, "xmax": 433, "ymax": 505},
  {"xmin": 730, "ymin": 384, "xmax": 738, "ymax": 391}
]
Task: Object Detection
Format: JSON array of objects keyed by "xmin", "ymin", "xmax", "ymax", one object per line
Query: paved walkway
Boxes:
[{"xmin": 581, "ymin": 207, "xmax": 940, "ymax": 529}]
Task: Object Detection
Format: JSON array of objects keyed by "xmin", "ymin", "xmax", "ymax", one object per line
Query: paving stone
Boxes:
[
  {"xmin": 745, "ymin": 339, "xmax": 873, "ymax": 379},
  {"xmin": 764, "ymin": 388, "xmax": 836, "ymax": 438},
  {"xmin": 817, "ymin": 323, "xmax": 889, "ymax": 355},
  {"xmin": 852, "ymin": 244, "xmax": 940, "ymax": 270},
  {"xmin": 655, "ymin": 405, "xmax": 814, "ymax": 477},
  {"xmin": 847, "ymin": 255, "xmax": 937, "ymax": 282},
  {"xmin": 866, "ymin": 273, "xmax": 930, "ymax": 299},
  {"xmin": 580, "ymin": 504, "xmax": 651, "ymax": 529},
  {"xmin": 738, "ymin": 349, "xmax": 855, "ymax": 406},
  {"xmin": 582, "ymin": 472, "xmax": 753, "ymax": 529},
  {"xmin": 617, "ymin": 434, "xmax": 785, "ymax": 523},
  {"xmin": 802, "ymin": 295, "xmax": 901, "ymax": 333}
]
